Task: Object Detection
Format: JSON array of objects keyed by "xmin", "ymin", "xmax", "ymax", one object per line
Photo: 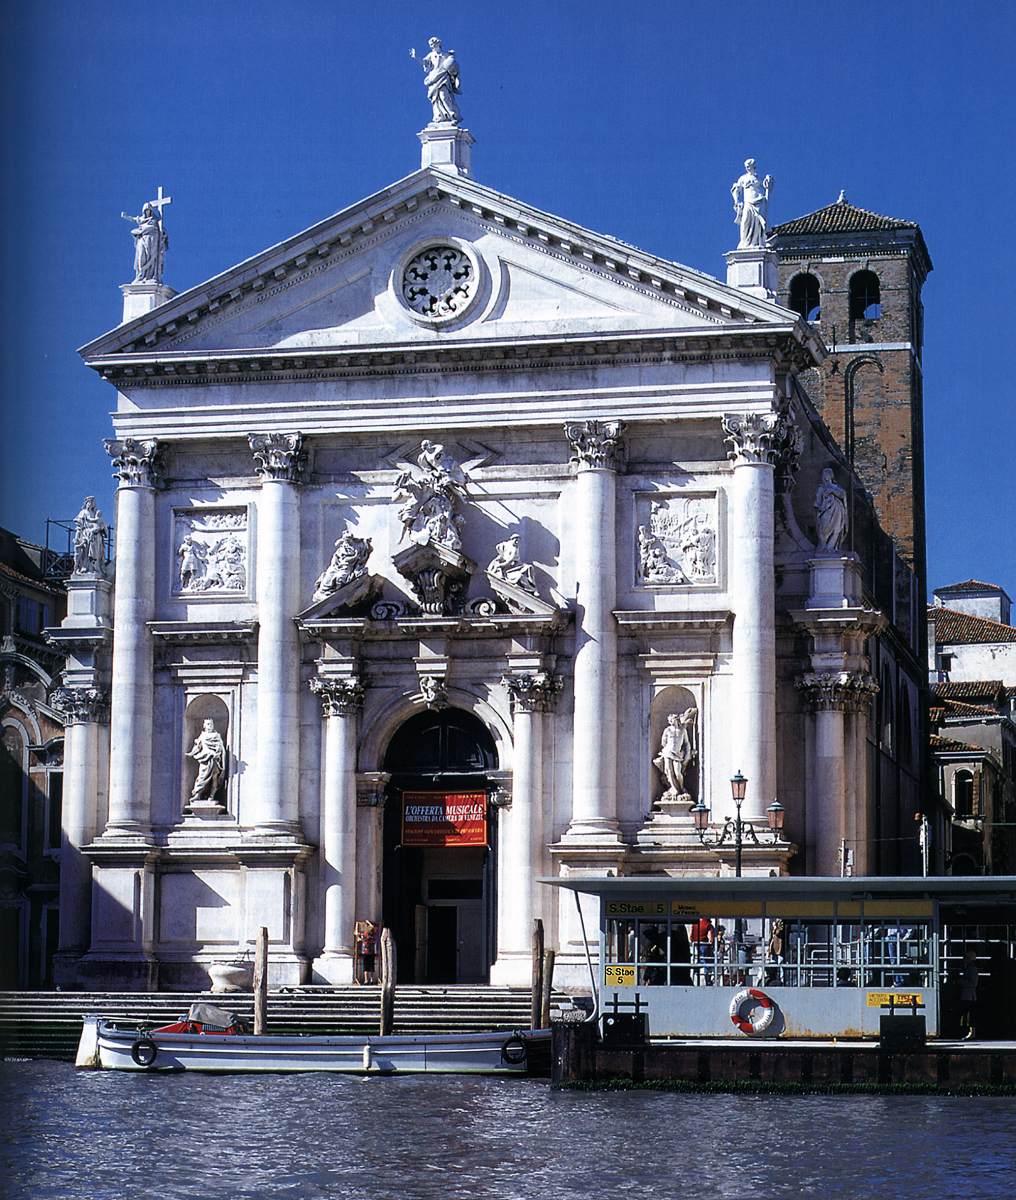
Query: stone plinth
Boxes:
[
  {"xmin": 418, "ymin": 124, "xmax": 474, "ymax": 176},
  {"xmin": 120, "ymin": 281, "xmax": 176, "ymax": 323},
  {"xmin": 725, "ymin": 246, "xmax": 778, "ymax": 300},
  {"xmin": 807, "ymin": 553, "xmax": 864, "ymax": 609}
]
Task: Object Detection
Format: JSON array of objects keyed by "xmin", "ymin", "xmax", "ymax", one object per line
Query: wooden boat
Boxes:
[{"xmin": 76, "ymin": 1003, "xmax": 551, "ymax": 1075}]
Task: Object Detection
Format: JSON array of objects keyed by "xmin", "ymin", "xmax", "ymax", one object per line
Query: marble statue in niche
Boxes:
[
  {"xmin": 72, "ymin": 496, "xmax": 108, "ymax": 576},
  {"xmin": 730, "ymin": 158, "xmax": 773, "ymax": 248},
  {"xmin": 653, "ymin": 707, "xmax": 698, "ymax": 803},
  {"xmin": 410, "ymin": 37, "xmax": 462, "ymax": 125},
  {"xmin": 186, "ymin": 718, "xmax": 226, "ymax": 806},
  {"xmin": 637, "ymin": 498, "xmax": 716, "ymax": 585},
  {"xmin": 174, "ymin": 509, "xmax": 248, "ymax": 595},
  {"xmin": 313, "ymin": 530, "xmax": 373, "ymax": 602},
  {"xmin": 393, "ymin": 441, "xmax": 468, "ymax": 550},
  {"xmin": 814, "ymin": 467, "xmax": 848, "ymax": 552},
  {"xmin": 487, "ymin": 534, "xmax": 538, "ymax": 595}
]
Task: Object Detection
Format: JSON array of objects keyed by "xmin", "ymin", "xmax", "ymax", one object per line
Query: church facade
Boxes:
[{"xmin": 49, "ymin": 108, "xmax": 926, "ymax": 989}]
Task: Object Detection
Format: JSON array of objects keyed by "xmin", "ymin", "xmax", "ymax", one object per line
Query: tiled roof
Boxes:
[
  {"xmin": 929, "ymin": 706, "xmax": 945, "ymax": 727},
  {"xmin": 0, "ymin": 561, "xmax": 63, "ymax": 596},
  {"xmin": 935, "ymin": 579, "xmax": 1006, "ymax": 594},
  {"xmin": 929, "ymin": 605, "xmax": 1016, "ymax": 645},
  {"xmin": 770, "ymin": 198, "xmax": 918, "ymax": 237},
  {"xmin": 943, "ymin": 699, "xmax": 1001, "ymax": 718},
  {"xmin": 932, "ymin": 681, "xmax": 1008, "ymax": 702},
  {"xmin": 930, "ymin": 734, "xmax": 984, "ymax": 754}
]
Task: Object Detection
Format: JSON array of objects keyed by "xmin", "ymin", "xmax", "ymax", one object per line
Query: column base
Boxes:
[
  {"xmin": 97, "ymin": 823, "xmax": 153, "ymax": 844},
  {"xmin": 52, "ymin": 951, "xmax": 86, "ymax": 989},
  {"xmin": 311, "ymin": 952, "xmax": 355, "ymax": 985},
  {"xmin": 244, "ymin": 822, "xmax": 305, "ymax": 843},
  {"xmin": 558, "ymin": 818, "xmax": 626, "ymax": 848},
  {"xmin": 77, "ymin": 953, "xmax": 160, "ymax": 992},
  {"xmin": 490, "ymin": 951, "xmax": 537, "ymax": 988}
]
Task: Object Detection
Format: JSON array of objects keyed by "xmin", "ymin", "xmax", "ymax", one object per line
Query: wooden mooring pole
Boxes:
[
  {"xmin": 540, "ymin": 949, "xmax": 556, "ymax": 1029},
  {"xmin": 531, "ymin": 919, "xmax": 545, "ymax": 1031},
  {"xmin": 253, "ymin": 926, "xmax": 269, "ymax": 1036},
  {"xmin": 379, "ymin": 927, "xmax": 397, "ymax": 1036}
]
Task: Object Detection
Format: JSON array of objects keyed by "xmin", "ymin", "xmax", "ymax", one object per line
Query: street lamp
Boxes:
[{"xmin": 690, "ymin": 772, "xmax": 785, "ymax": 878}]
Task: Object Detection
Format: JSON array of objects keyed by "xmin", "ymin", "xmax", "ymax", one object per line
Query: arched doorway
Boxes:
[{"xmin": 382, "ymin": 708, "xmax": 498, "ymax": 984}]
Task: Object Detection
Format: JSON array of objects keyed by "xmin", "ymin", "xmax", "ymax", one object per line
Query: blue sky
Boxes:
[{"xmin": 2, "ymin": 1, "xmax": 1013, "ymax": 596}]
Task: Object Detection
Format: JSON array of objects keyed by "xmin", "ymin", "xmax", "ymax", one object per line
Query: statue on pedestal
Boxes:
[
  {"xmin": 815, "ymin": 467, "xmax": 849, "ymax": 551},
  {"xmin": 411, "ymin": 37, "xmax": 462, "ymax": 125},
  {"xmin": 394, "ymin": 441, "xmax": 467, "ymax": 551},
  {"xmin": 730, "ymin": 158, "xmax": 773, "ymax": 248},
  {"xmin": 72, "ymin": 496, "xmax": 108, "ymax": 576},
  {"xmin": 121, "ymin": 189, "xmax": 171, "ymax": 284},
  {"xmin": 186, "ymin": 718, "xmax": 226, "ymax": 806},
  {"xmin": 653, "ymin": 707, "xmax": 698, "ymax": 801}
]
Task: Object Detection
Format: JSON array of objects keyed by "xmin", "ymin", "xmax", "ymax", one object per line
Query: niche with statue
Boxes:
[
  {"xmin": 182, "ymin": 694, "xmax": 230, "ymax": 816},
  {"xmin": 649, "ymin": 685, "xmax": 699, "ymax": 814}
]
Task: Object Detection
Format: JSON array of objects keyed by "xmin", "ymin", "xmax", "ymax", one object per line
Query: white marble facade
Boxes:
[{"xmin": 50, "ymin": 136, "xmax": 922, "ymax": 990}]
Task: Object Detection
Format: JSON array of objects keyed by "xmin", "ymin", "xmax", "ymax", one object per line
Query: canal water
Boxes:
[{"xmin": 2, "ymin": 1061, "xmax": 1014, "ymax": 1199}]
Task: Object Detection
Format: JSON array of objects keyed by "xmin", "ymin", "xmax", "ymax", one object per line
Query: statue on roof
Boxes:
[
  {"xmin": 121, "ymin": 188, "xmax": 171, "ymax": 284},
  {"xmin": 730, "ymin": 158, "xmax": 773, "ymax": 248},
  {"xmin": 411, "ymin": 37, "xmax": 462, "ymax": 126},
  {"xmin": 815, "ymin": 467, "xmax": 849, "ymax": 552}
]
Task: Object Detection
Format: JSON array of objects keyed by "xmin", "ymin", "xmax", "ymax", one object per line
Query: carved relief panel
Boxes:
[
  {"xmin": 172, "ymin": 507, "xmax": 251, "ymax": 599},
  {"xmin": 634, "ymin": 493, "xmax": 718, "ymax": 587}
]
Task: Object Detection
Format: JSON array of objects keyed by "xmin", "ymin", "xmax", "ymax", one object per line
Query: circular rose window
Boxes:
[{"xmin": 401, "ymin": 245, "xmax": 477, "ymax": 321}]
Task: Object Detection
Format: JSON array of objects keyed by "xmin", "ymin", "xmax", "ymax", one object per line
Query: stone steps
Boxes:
[{"xmin": 0, "ymin": 987, "xmax": 571, "ymax": 1059}]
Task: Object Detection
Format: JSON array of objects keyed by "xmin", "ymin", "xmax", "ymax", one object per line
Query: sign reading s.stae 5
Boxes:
[{"xmin": 402, "ymin": 791, "xmax": 487, "ymax": 847}]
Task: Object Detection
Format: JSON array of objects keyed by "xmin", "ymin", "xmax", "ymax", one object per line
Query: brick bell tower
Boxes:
[{"xmin": 769, "ymin": 193, "xmax": 932, "ymax": 594}]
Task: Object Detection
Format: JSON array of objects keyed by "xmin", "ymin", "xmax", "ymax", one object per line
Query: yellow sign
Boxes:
[
  {"xmin": 605, "ymin": 901, "xmax": 666, "ymax": 917},
  {"xmin": 866, "ymin": 992, "xmax": 923, "ymax": 1008},
  {"xmin": 605, "ymin": 964, "xmax": 637, "ymax": 987}
]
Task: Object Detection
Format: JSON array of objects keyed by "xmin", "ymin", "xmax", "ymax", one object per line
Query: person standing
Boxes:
[
  {"xmin": 959, "ymin": 947, "xmax": 979, "ymax": 1040},
  {"xmin": 689, "ymin": 916, "xmax": 715, "ymax": 985}
]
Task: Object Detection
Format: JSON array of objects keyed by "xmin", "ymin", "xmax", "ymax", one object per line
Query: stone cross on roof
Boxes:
[{"xmin": 149, "ymin": 185, "xmax": 172, "ymax": 217}]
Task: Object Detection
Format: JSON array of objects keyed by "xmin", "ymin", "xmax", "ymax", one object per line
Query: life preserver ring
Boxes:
[
  {"xmin": 130, "ymin": 1037, "xmax": 158, "ymax": 1067},
  {"xmin": 500, "ymin": 1034, "xmax": 528, "ymax": 1065},
  {"xmin": 729, "ymin": 988, "xmax": 776, "ymax": 1036}
]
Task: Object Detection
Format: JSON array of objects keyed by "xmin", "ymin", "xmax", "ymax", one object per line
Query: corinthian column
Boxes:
[
  {"xmin": 563, "ymin": 420, "xmax": 625, "ymax": 841},
  {"xmin": 796, "ymin": 671, "xmax": 878, "ymax": 875},
  {"xmin": 310, "ymin": 674, "xmax": 363, "ymax": 982},
  {"xmin": 493, "ymin": 671, "xmax": 562, "ymax": 985},
  {"xmin": 721, "ymin": 413, "xmax": 790, "ymax": 820},
  {"xmin": 102, "ymin": 437, "xmax": 160, "ymax": 837},
  {"xmin": 51, "ymin": 686, "xmax": 108, "ymax": 956},
  {"xmin": 249, "ymin": 433, "xmax": 305, "ymax": 832}
]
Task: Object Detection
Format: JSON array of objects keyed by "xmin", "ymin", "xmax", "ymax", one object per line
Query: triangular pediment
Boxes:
[{"xmin": 80, "ymin": 168, "xmax": 810, "ymax": 366}]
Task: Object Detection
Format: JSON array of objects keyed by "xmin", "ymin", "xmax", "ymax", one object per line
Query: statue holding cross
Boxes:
[{"xmin": 121, "ymin": 186, "xmax": 171, "ymax": 284}]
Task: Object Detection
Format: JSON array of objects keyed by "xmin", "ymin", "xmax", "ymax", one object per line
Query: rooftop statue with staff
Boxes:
[{"xmin": 121, "ymin": 185, "xmax": 172, "ymax": 285}]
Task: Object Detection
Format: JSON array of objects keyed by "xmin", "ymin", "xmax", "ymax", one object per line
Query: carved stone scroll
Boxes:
[
  {"xmin": 104, "ymin": 438, "xmax": 162, "ymax": 488},
  {"xmin": 565, "ymin": 420, "xmax": 626, "ymax": 471},
  {"xmin": 310, "ymin": 676, "xmax": 365, "ymax": 718},
  {"xmin": 248, "ymin": 432, "xmax": 306, "ymax": 483},
  {"xmin": 502, "ymin": 672, "xmax": 563, "ymax": 713}
]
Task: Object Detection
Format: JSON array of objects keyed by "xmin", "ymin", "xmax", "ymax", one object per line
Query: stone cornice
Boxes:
[
  {"xmin": 84, "ymin": 325, "xmax": 818, "ymax": 387},
  {"xmin": 148, "ymin": 620, "xmax": 257, "ymax": 645}
]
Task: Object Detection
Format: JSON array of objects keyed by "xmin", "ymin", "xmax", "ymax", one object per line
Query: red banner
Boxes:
[{"xmin": 402, "ymin": 791, "xmax": 488, "ymax": 848}]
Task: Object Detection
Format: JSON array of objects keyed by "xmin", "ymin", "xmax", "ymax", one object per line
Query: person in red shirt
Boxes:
[{"xmin": 689, "ymin": 917, "xmax": 716, "ymax": 985}]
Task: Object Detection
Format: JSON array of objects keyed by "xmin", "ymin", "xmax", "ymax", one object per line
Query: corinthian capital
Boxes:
[
  {"xmin": 502, "ymin": 671, "xmax": 563, "ymax": 713},
  {"xmin": 721, "ymin": 413, "xmax": 793, "ymax": 468},
  {"xmin": 309, "ymin": 675, "xmax": 364, "ymax": 718},
  {"xmin": 51, "ymin": 685, "xmax": 110, "ymax": 725},
  {"xmin": 565, "ymin": 420, "xmax": 626, "ymax": 471},
  {"xmin": 796, "ymin": 671, "xmax": 878, "ymax": 713},
  {"xmin": 104, "ymin": 437, "xmax": 162, "ymax": 488},
  {"xmin": 248, "ymin": 432, "xmax": 306, "ymax": 483}
]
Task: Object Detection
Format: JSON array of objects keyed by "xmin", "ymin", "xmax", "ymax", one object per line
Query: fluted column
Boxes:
[
  {"xmin": 722, "ymin": 414, "xmax": 789, "ymax": 820},
  {"xmin": 310, "ymin": 675, "xmax": 363, "ymax": 982},
  {"xmin": 563, "ymin": 420, "xmax": 625, "ymax": 840},
  {"xmin": 52, "ymin": 687, "xmax": 108, "ymax": 952},
  {"xmin": 103, "ymin": 438, "xmax": 160, "ymax": 836},
  {"xmin": 493, "ymin": 672, "xmax": 562, "ymax": 984},
  {"xmin": 249, "ymin": 433, "xmax": 305, "ymax": 832}
]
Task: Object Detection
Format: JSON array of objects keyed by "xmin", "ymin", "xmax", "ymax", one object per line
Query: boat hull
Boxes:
[{"xmin": 88, "ymin": 1019, "xmax": 549, "ymax": 1075}]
